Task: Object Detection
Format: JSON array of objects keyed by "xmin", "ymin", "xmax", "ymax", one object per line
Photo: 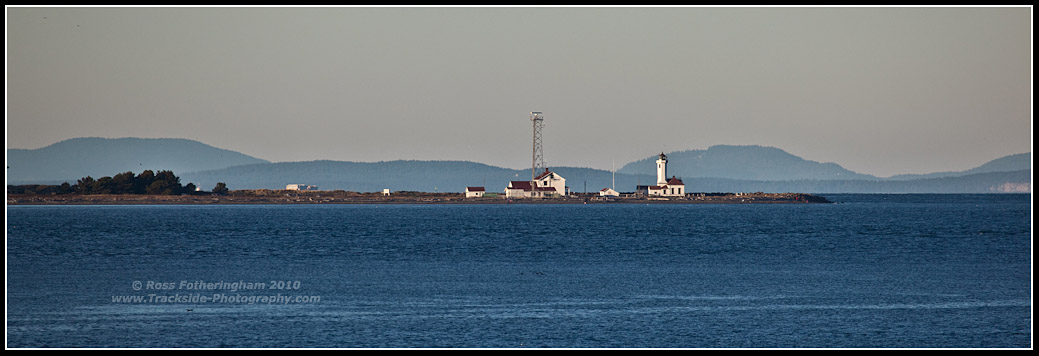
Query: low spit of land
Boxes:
[{"xmin": 7, "ymin": 190, "xmax": 832, "ymax": 205}]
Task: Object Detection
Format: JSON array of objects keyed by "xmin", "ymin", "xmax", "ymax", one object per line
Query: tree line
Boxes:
[{"xmin": 7, "ymin": 170, "xmax": 228, "ymax": 195}]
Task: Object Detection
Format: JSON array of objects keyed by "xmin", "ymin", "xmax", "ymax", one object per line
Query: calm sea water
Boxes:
[{"xmin": 6, "ymin": 194, "xmax": 1032, "ymax": 348}]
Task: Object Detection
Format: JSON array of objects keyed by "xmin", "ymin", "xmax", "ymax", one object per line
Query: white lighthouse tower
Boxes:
[{"xmin": 656, "ymin": 152, "xmax": 668, "ymax": 185}]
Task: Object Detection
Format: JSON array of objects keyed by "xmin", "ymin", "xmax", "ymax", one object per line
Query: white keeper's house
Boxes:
[{"xmin": 505, "ymin": 169, "xmax": 567, "ymax": 198}]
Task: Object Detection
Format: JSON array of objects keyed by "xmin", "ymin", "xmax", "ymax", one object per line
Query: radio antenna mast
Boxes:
[{"xmin": 531, "ymin": 111, "xmax": 545, "ymax": 184}]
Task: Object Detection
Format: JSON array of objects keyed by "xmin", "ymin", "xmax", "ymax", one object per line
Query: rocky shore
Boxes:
[{"xmin": 7, "ymin": 190, "xmax": 832, "ymax": 205}]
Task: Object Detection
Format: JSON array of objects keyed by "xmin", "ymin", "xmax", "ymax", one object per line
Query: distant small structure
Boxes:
[
  {"xmin": 286, "ymin": 184, "xmax": 318, "ymax": 191},
  {"xmin": 994, "ymin": 182, "xmax": 1030, "ymax": 193},
  {"xmin": 599, "ymin": 187, "xmax": 619, "ymax": 197},
  {"xmin": 382, "ymin": 188, "xmax": 391, "ymax": 196},
  {"xmin": 465, "ymin": 186, "xmax": 486, "ymax": 198}
]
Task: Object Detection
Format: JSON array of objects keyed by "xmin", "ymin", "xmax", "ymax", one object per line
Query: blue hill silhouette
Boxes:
[{"xmin": 7, "ymin": 137, "xmax": 268, "ymax": 184}]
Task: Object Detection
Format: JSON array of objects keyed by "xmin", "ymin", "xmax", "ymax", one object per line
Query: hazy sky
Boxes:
[{"xmin": 6, "ymin": 6, "xmax": 1032, "ymax": 177}]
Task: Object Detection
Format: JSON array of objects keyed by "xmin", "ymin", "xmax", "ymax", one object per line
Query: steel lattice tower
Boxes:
[{"xmin": 530, "ymin": 111, "xmax": 545, "ymax": 184}]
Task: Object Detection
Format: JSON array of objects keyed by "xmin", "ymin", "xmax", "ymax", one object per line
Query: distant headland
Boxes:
[
  {"xmin": 5, "ymin": 158, "xmax": 836, "ymax": 205},
  {"xmin": 6, "ymin": 189, "xmax": 832, "ymax": 205}
]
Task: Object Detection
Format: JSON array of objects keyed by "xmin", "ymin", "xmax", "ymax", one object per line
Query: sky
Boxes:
[{"xmin": 5, "ymin": 6, "xmax": 1032, "ymax": 177}]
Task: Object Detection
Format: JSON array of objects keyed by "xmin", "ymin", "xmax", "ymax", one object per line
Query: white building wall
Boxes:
[
  {"xmin": 505, "ymin": 188, "xmax": 526, "ymax": 198},
  {"xmin": 648, "ymin": 184, "xmax": 684, "ymax": 197},
  {"xmin": 657, "ymin": 158, "xmax": 667, "ymax": 185},
  {"xmin": 536, "ymin": 173, "xmax": 567, "ymax": 196}
]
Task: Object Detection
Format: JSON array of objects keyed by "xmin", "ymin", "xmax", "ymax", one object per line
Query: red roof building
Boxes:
[
  {"xmin": 505, "ymin": 171, "xmax": 567, "ymax": 198},
  {"xmin": 640, "ymin": 176, "xmax": 685, "ymax": 197},
  {"xmin": 465, "ymin": 186, "xmax": 486, "ymax": 198}
]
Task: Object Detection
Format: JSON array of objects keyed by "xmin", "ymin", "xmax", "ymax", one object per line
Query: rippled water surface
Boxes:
[{"xmin": 6, "ymin": 194, "xmax": 1032, "ymax": 348}]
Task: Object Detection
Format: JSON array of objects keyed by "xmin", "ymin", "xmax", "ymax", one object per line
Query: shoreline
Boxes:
[{"xmin": 6, "ymin": 191, "xmax": 832, "ymax": 205}]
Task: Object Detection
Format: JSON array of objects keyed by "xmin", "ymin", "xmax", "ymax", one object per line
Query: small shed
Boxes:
[
  {"xmin": 599, "ymin": 187, "xmax": 619, "ymax": 197},
  {"xmin": 465, "ymin": 186, "xmax": 486, "ymax": 198}
]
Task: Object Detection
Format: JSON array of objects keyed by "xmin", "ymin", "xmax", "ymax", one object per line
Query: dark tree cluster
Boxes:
[
  {"xmin": 8, "ymin": 170, "xmax": 204, "ymax": 195},
  {"xmin": 72, "ymin": 170, "xmax": 196, "ymax": 195}
]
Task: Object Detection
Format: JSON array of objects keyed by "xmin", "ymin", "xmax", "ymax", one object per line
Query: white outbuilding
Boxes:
[{"xmin": 465, "ymin": 186, "xmax": 486, "ymax": 198}]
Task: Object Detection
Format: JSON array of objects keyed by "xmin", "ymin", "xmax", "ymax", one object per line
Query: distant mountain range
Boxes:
[
  {"xmin": 6, "ymin": 137, "xmax": 1031, "ymax": 193},
  {"xmin": 7, "ymin": 137, "xmax": 268, "ymax": 184},
  {"xmin": 618, "ymin": 145, "xmax": 878, "ymax": 181},
  {"xmin": 178, "ymin": 161, "xmax": 1029, "ymax": 194},
  {"xmin": 884, "ymin": 153, "xmax": 1031, "ymax": 180}
]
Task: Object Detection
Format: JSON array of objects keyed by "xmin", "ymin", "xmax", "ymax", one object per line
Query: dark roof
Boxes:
[
  {"xmin": 667, "ymin": 176, "xmax": 685, "ymax": 185},
  {"xmin": 600, "ymin": 187, "xmax": 614, "ymax": 192},
  {"xmin": 508, "ymin": 181, "xmax": 532, "ymax": 190},
  {"xmin": 507, "ymin": 181, "xmax": 557, "ymax": 192},
  {"xmin": 535, "ymin": 168, "xmax": 555, "ymax": 180},
  {"xmin": 466, "ymin": 187, "xmax": 485, "ymax": 191}
]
